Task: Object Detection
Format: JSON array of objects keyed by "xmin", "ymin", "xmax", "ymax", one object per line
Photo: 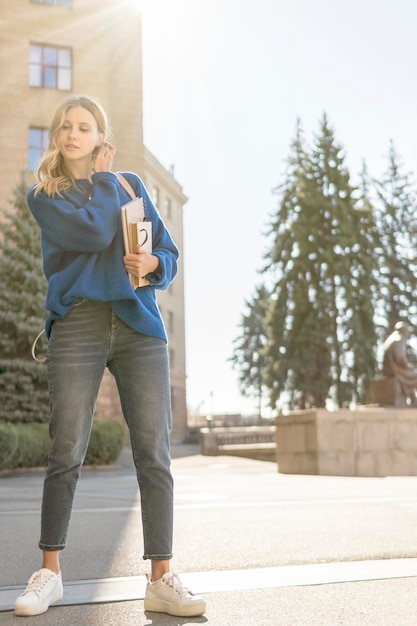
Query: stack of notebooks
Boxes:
[{"xmin": 121, "ymin": 196, "xmax": 152, "ymax": 288}]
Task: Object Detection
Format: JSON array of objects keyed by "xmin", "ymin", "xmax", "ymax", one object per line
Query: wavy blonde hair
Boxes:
[{"xmin": 35, "ymin": 95, "xmax": 112, "ymax": 197}]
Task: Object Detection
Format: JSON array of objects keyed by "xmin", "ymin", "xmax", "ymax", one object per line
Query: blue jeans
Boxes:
[{"xmin": 39, "ymin": 300, "xmax": 173, "ymax": 560}]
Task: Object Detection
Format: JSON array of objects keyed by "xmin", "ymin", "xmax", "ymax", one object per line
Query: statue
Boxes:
[{"xmin": 382, "ymin": 321, "xmax": 417, "ymax": 407}]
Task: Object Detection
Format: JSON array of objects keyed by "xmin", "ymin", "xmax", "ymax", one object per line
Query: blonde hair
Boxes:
[{"xmin": 35, "ymin": 95, "xmax": 112, "ymax": 197}]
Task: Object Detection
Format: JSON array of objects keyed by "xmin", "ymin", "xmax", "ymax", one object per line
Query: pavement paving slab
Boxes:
[{"xmin": 2, "ymin": 444, "xmax": 417, "ymax": 624}]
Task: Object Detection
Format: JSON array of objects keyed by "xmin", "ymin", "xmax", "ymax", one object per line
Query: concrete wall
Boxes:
[
  {"xmin": 200, "ymin": 426, "xmax": 276, "ymax": 462},
  {"xmin": 276, "ymin": 408, "xmax": 417, "ymax": 476}
]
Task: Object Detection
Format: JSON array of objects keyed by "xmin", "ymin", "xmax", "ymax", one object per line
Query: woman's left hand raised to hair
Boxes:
[{"xmin": 94, "ymin": 143, "xmax": 116, "ymax": 172}]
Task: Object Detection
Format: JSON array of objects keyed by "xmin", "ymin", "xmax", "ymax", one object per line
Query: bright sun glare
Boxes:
[{"xmin": 121, "ymin": 0, "xmax": 141, "ymax": 16}]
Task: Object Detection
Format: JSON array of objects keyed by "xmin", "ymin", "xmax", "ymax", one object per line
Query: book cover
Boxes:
[{"xmin": 121, "ymin": 197, "xmax": 152, "ymax": 288}]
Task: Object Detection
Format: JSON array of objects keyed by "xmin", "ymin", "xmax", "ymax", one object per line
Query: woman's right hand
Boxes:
[{"xmin": 93, "ymin": 143, "xmax": 117, "ymax": 172}]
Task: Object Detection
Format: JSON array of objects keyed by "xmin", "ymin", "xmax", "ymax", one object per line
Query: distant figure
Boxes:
[{"xmin": 383, "ymin": 321, "xmax": 417, "ymax": 407}]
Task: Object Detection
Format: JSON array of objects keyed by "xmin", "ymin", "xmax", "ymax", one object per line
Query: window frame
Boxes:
[
  {"xmin": 31, "ymin": 0, "xmax": 72, "ymax": 7},
  {"xmin": 164, "ymin": 197, "xmax": 172, "ymax": 220},
  {"xmin": 28, "ymin": 127, "xmax": 49, "ymax": 172},
  {"xmin": 152, "ymin": 186, "xmax": 160, "ymax": 209},
  {"xmin": 29, "ymin": 43, "xmax": 72, "ymax": 91}
]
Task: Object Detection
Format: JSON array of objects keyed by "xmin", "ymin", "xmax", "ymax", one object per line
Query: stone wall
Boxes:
[
  {"xmin": 276, "ymin": 407, "xmax": 417, "ymax": 476},
  {"xmin": 200, "ymin": 426, "xmax": 276, "ymax": 462}
]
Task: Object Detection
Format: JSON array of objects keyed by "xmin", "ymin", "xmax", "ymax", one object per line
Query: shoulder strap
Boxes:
[{"xmin": 116, "ymin": 172, "xmax": 136, "ymax": 200}]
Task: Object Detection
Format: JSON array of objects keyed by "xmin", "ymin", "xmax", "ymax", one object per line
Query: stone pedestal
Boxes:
[
  {"xmin": 276, "ymin": 407, "xmax": 417, "ymax": 476},
  {"xmin": 200, "ymin": 426, "xmax": 276, "ymax": 462}
]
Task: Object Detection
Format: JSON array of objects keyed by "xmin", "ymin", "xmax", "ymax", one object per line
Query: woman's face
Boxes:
[{"xmin": 58, "ymin": 106, "xmax": 102, "ymax": 168}]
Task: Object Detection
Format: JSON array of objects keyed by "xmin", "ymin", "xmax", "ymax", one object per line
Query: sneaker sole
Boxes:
[
  {"xmin": 144, "ymin": 596, "xmax": 206, "ymax": 617},
  {"xmin": 14, "ymin": 585, "xmax": 64, "ymax": 617}
]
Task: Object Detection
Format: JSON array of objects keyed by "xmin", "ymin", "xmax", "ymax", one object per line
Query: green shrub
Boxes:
[
  {"xmin": 0, "ymin": 420, "xmax": 126, "ymax": 471},
  {"xmin": 0, "ymin": 423, "xmax": 19, "ymax": 471},
  {"xmin": 0, "ymin": 175, "xmax": 49, "ymax": 425},
  {"xmin": 14, "ymin": 423, "xmax": 50, "ymax": 468},
  {"xmin": 84, "ymin": 420, "xmax": 126, "ymax": 466}
]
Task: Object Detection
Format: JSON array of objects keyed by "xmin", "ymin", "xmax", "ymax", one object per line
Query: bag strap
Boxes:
[
  {"xmin": 116, "ymin": 173, "xmax": 136, "ymax": 200},
  {"xmin": 31, "ymin": 328, "xmax": 47, "ymax": 364}
]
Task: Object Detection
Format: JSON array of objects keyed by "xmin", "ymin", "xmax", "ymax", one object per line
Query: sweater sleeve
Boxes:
[{"xmin": 27, "ymin": 172, "xmax": 121, "ymax": 252}]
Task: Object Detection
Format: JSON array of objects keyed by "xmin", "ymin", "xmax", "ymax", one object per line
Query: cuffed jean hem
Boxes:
[
  {"xmin": 39, "ymin": 543, "xmax": 65, "ymax": 551},
  {"xmin": 143, "ymin": 553, "xmax": 173, "ymax": 561}
]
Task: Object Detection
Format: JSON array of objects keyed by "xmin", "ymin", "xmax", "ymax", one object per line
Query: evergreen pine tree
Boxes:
[
  {"xmin": 262, "ymin": 119, "xmax": 332, "ymax": 410},
  {"xmin": 373, "ymin": 141, "xmax": 417, "ymax": 332},
  {"xmin": 263, "ymin": 115, "xmax": 377, "ymax": 411},
  {"xmin": 230, "ymin": 283, "xmax": 270, "ymax": 418},
  {"xmin": 0, "ymin": 174, "xmax": 49, "ymax": 423},
  {"xmin": 345, "ymin": 162, "xmax": 379, "ymax": 402}
]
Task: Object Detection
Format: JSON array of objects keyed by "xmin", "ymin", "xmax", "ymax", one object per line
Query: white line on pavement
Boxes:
[{"xmin": 2, "ymin": 558, "xmax": 417, "ymax": 612}]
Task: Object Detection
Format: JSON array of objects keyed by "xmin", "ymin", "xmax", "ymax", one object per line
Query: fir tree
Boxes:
[
  {"xmin": 230, "ymin": 283, "xmax": 270, "ymax": 418},
  {"xmin": 373, "ymin": 141, "xmax": 417, "ymax": 333},
  {"xmin": 262, "ymin": 115, "xmax": 377, "ymax": 411},
  {"xmin": 344, "ymin": 162, "xmax": 379, "ymax": 403},
  {"xmin": 262, "ymin": 119, "xmax": 332, "ymax": 410},
  {"xmin": 310, "ymin": 116, "xmax": 378, "ymax": 406},
  {"xmin": 0, "ymin": 174, "xmax": 49, "ymax": 423}
]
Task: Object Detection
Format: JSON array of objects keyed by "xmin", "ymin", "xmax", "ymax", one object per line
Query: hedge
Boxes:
[{"xmin": 0, "ymin": 420, "xmax": 126, "ymax": 472}]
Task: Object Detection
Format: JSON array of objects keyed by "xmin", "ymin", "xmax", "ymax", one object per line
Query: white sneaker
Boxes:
[
  {"xmin": 144, "ymin": 572, "xmax": 206, "ymax": 617},
  {"xmin": 14, "ymin": 568, "xmax": 63, "ymax": 616}
]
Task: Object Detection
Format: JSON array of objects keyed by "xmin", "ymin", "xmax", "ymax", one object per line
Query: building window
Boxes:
[
  {"xmin": 152, "ymin": 186, "xmax": 160, "ymax": 209},
  {"xmin": 164, "ymin": 197, "xmax": 172, "ymax": 220},
  {"xmin": 31, "ymin": 0, "xmax": 72, "ymax": 6},
  {"xmin": 28, "ymin": 127, "xmax": 48, "ymax": 172},
  {"xmin": 29, "ymin": 44, "xmax": 72, "ymax": 90}
]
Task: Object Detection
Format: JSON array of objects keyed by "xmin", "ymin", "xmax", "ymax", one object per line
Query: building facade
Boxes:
[{"xmin": 0, "ymin": 0, "xmax": 188, "ymax": 441}]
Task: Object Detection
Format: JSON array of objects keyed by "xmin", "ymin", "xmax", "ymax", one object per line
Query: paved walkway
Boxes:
[{"xmin": 2, "ymin": 445, "xmax": 417, "ymax": 624}]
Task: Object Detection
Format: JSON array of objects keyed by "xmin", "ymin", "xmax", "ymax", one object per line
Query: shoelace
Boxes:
[
  {"xmin": 23, "ymin": 571, "xmax": 52, "ymax": 596},
  {"xmin": 163, "ymin": 573, "xmax": 194, "ymax": 597}
]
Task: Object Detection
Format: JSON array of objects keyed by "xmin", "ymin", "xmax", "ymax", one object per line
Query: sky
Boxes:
[{"xmin": 140, "ymin": 0, "xmax": 417, "ymax": 417}]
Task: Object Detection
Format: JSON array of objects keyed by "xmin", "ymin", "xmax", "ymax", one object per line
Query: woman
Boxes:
[{"xmin": 14, "ymin": 95, "xmax": 206, "ymax": 618}]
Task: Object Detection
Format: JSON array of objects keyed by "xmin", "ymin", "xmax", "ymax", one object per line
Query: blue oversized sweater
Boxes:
[{"xmin": 27, "ymin": 171, "xmax": 179, "ymax": 343}]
